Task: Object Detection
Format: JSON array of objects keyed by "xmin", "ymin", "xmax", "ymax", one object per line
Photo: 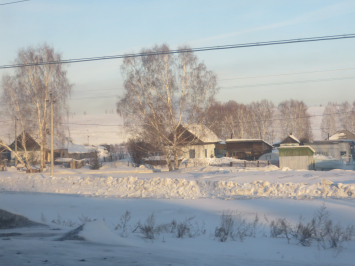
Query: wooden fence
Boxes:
[{"xmin": 210, "ymin": 160, "xmax": 279, "ymax": 168}]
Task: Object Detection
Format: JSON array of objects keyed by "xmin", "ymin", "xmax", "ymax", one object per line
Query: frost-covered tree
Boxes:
[
  {"xmin": 320, "ymin": 102, "xmax": 339, "ymax": 139},
  {"xmin": 1, "ymin": 43, "xmax": 72, "ymax": 170},
  {"xmin": 248, "ymin": 100, "xmax": 275, "ymax": 142},
  {"xmin": 278, "ymin": 100, "xmax": 313, "ymax": 142},
  {"xmin": 117, "ymin": 44, "xmax": 218, "ymax": 170}
]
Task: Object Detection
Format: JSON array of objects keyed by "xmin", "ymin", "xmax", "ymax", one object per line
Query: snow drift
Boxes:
[{"xmin": 0, "ymin": 174, "xmax": 354, "ymax": 200}]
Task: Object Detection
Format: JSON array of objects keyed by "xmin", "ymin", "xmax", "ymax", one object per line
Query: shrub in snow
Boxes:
[
  {"xmin": 114, "ymin": 210, "xmax": 131, "ymax": 237},
  {"xmin": 267, "ymin": 204, "xmax": 355, "ymax": 252},
  {"xmin": 134, "ymin": 213, "xmax": 170, "ymax": 239},
  {"xmin": 78, "ymin": 214, "xmax": 92, "ymax": 225},
  {"xmin": 215, "ymin": 211, "xmax": 251, "ymax": 242},
  {"xmin": 269, "ymin": 218, "xmax": 293, "ymax": 244},
  {"xmin": 51, "ymin": 214, "xmax": 78, "ymax": 227},
  {"xmin": 170, "ymin": 216, "xmax": 206, "ymax": 238},
  {"xmin": 90, "ymin": 151, "xmax": 101, "ymax": 170}
]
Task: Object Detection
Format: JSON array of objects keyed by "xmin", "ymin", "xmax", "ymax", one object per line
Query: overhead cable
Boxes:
[
  {"xmin": 1, "ymin": 33, "xmax": 355, "ymax": 69},
  {"xmin": 0, "ymin": 0, "xmax": 29, "ymax": 6}
]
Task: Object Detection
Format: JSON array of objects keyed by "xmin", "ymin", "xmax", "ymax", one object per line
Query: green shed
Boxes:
[{"xmin": 278, "ymin": 146, "xmax": 315, "ymax": 170}]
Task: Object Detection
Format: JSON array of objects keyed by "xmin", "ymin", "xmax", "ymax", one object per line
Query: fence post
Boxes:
[
  {"xmin": 257, "ymin": 161, "xmax": 259, "ymax": 167},
  {"xmin": 268, "ymin": 160, "xmax": 270, "ymax": 166},
  {"xmin": 244, "ymin": 161, "xmax": 246, "ymax": 167},
  {"xmin": 230, "ymin": 162, "xmax": 232, "ymax": 167}
]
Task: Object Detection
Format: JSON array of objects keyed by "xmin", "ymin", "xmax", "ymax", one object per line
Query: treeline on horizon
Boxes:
[{"xmin": 204, "ymin": 99, "xmax": 355, "ymax": 144}]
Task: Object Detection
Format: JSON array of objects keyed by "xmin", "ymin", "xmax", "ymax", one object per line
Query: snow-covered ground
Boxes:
[
  {"xmin": 1, "ymin": 162, "xmax": 354, "ymax": 265},
  {"xmin": 1, "ymin": 193, "xmax": 354, "ymax": 266},
  {"xmin": 1, "ymin": 160, "xmax": 355, "ymax": 200}
]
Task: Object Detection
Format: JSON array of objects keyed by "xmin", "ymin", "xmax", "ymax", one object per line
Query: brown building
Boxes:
[
  {"xmin": 226, "ymin": 139, "xmax": 273, "ymax": 160},
  {"xmin": 280, "ymin": 133, "xmax": 300, "ymax": 146}
]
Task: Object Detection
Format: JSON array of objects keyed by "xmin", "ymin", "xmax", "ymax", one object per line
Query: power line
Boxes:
[
  {"xmin": 221, "ymin": 76, "xmax": 355, "ymax": 89},
  {"xmin": 1, "ymin": 33, "xmax": 355, "ymax": 69},
  {"xmin": 0, "ymin": 0, "xmax": 29, "ymax": 6},
  {"xmin": 219, "ymin": 66, "xmax": 355, "ymax": 81},
  {"xmin": 1, "ymin": 110, "xmax": 354, "ymax": 127},
  {"xmin": 71, "ymin": 66, "xmax": 355, "ymax": 93},
  {"xmin": 69, "ymin": 75, "xmax": 355, "ymax": 99}
]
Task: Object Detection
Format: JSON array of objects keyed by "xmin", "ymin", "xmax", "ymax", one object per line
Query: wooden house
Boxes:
[
  {"xmin": 170, "ymin": 124, "xmax": 220, "ymax": 159},
  {"xmin": 280, "ymin": 133, "xmax": 301, "ymax": 146},
  {"xmin": 215, "ymin": 140, "xmax": 226, "ymax": 158},
  {"xmin": 8, "ymin": 131, "xmax": 42, "ymax": 164},
  {"xmin": 226, "ymin": 139, "xmax": 273, "ymax": 160}
]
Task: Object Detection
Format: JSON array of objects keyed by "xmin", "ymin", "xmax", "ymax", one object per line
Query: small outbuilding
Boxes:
[
  {"xmin": 226, "ymin": 139, "xmax": 273, "ymax": 160},
  {"xmin": 278, "ymin": 146, "xmax": 315, "ymax": 170}
]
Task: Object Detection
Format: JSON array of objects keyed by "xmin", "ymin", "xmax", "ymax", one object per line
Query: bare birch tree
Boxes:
[
  {"xmin": 248, "ymin": 100, "xmax": 275, "ymax": 142},
  {"xmin": 320, "ymin": 102, "xmax": 339, "ymax": 139},
  {"xmin": 1, "ymin": 43, "xmax": 72, "ymax": 170},
  {"xmin": 278, "ymin": 100, "xmax": 313, "ymax": 142},
  {"xmin": 117, "ymin": 44, "xmax": 218, "ymax": 170}
]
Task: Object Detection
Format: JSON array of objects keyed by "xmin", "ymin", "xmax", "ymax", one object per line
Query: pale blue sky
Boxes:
[{"xmin": 1, "ymin": 0, "xmax": 355, "ymax": 114}]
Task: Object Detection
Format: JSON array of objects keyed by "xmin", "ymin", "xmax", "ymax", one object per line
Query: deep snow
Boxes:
[
  {"xmin": 1, "ymin": 161, "xmax": 354, "ymax": 265},
  {"xmin": 0, "ymin": 194, "xmax": 354, "ymax": 266}
]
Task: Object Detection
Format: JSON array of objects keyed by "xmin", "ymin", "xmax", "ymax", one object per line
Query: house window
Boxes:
[
  {"xmin": 315, "ymin": 152, "xmax": 328, "ymax": 156},
  {"xmin": 340, "ymin": 151, "xmax": 346, "ymax": 156},
  {"xmin": 205, "ymin": 149, "xmax": 207, "ymax": 158},
  {"xmin": 189, "ymin": 149, "xmax": 195, "ymax": 159}
]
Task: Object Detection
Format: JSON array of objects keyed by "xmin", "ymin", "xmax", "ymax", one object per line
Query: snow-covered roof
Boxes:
[
  {"xmin": 278, "ymin": 145, "xmax": 315, "ymax": 152},
  {"xmin": 329, "ymin": 130, "xmax": 355, "ymax": 141},
  {"xmin": 288, "ymin": 134, "xmax": 300, "ymax": 143},
  {"xmin": 182, "ymin": 124, "xmax": 219, "ymax": 143},
  {"xmin": 226, "ymin": 139, "xmax": 273, "ymax": 147},
  {"xmin": 68, "ymin": 142, "xmax": 95, "ymax": 154}
]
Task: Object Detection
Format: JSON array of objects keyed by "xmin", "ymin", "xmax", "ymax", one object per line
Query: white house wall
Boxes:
[
  {"xmin": 180, "ymin": 144, "xmax": 216, "ymax": 159},
  {"xmin": 307, "ymin": 143, "xmax": 351, "ymax": 160}
]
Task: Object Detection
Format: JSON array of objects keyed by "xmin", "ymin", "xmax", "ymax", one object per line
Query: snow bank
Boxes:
[
  {"xmin": 79, "ymin": 220, "xmax": 130, "ymax": 245},
  {"xmin": 182, "ymin": 157, "xmax": 247, "ymax": 167},
  {"xmin": 0, "ymin": 174, "xmax": 354, "ymax": 200}
]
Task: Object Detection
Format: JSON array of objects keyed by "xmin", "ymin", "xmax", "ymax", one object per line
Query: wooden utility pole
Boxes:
[
  {"xmin": 49, "ymin": 93, "xmax": 56, "ymax": 177},
  {"xmin": 15, "ymin": 119, "xmax": 17, "ymax": 166}
]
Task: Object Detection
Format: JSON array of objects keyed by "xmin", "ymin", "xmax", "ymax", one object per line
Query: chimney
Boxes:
[{"xmin": 231, "ymin": 133, "xmax": 233, "ymax": 139}]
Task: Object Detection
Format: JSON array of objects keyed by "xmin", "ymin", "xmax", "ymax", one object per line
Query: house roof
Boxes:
[
  {"xmin": 329, "ymin": 130, "xmax": 355, "ymax": 141},
  {"xmin": 7, "ymin": 131, "xmax": 93, "ymax": 154},
  {"xmin": 181, "ymin": 124, "xmax": 219, "ymax": 143},
  {"xmin": 280, "ymin": 134, "xmax": 300, "ymax": 144},
  {"xmin": 306, "ymin": 139, "xmax": 355, "ymax": 145},
  {"xmin": 225, "ymin": 139, "xmax": 273, "ymax": 147}
]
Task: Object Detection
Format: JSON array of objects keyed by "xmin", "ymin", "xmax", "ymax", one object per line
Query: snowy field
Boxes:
[{"xmin": 1, "ymin": 162, "xmax": 355, "ymax": 265}]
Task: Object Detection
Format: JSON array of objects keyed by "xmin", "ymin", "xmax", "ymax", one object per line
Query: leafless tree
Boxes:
[
  {"xmin": 337, "ymin": 101, "xmax": 355, "ymax": 133},
  {"xmin": 278, "ymin": 100, "xmax": 313, "ymax": 142},
  {"xmin": 248, "ymin": 100, "xmax": 275, "ymax": 142},
  {"xmin": 1, "ymin": 43, "xmax": 72, "ymax": 171},
  {"xmin": 117, "ymin": 44, "xmax": 218, "ymax": 170},
  {"xmin": 321, "ymin": 102, "xmax": 339, "ymax": 139}
]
